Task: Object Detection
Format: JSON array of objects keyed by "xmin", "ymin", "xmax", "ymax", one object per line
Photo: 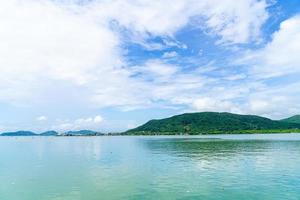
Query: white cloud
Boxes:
[
  {"xmin": 244, "ymin": 81, "xmax": 300, "ymax": 119},
  {"xmin": 187, "ymin": 80, "xmax": 300, "ymax": 119},
  {"xmin": 133, "ymin": 60, "xmax": 178, "ymax": 79},
  {"xmin": 91, "ymin": 0, "xmax": 192, "ymax": 36},
  {"xmin": 0, "ymin": 0, "xmax": 270, "ymax": 107},
  {"xmin": 0, "ymin": 0, "xmax": 123, "ymax": 105},
  {"xmin": 53, "ymin": 115, "xmax": 104, "ymax": 131},
  {"xmin": 74, "ymin": 115, "xmax": 104, "ymax": 125},
  {"xmin": 192, "ymin": 97, "xmax": 236, "ymax": 113},
  {"xmin": 94, "ymin": 115, "xmax": 103, "ymax": 123},
  {"xmin": 200, "ymin": 0, "xmax": 270, "ymax": 44},
  {"xmin": 246, "ymin": 15, "xmax": 300, "ymax": 78},
  {"xmin": 36, "ymin": 116, "xmax": 47, "ymax": 121},
  {"xmin": 162, "ymin": 51, "xmax": 178, "ymax": 58},
  {"xmin": 219, "ymin": 15, "xmax": 300, "ymax": 118},
  {"xmin": 193, "ymin": 15, "xmax": 300, "ymax": 119},
  {"xmin": 91, "ymin": 0, "xmax": 269, "ymax": 44},
  {"xmin": 0, "ymin": 0, "xmax": 281, "ymax": 131}
]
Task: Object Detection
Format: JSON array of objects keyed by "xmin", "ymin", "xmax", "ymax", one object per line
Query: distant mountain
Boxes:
[
  {"xmin": 126, "ymin": 112, "xmax": 300, "ymax": 135},
  {"xmin": 40, "ymin": 131, "xmax": 59, "ymax": 136},
  {"xmin": 281, "ymin": 115, "xmax": 300, "ymax": 124},
  {"xmin": 62, "ymin": 130, "xmax": 104, "ymax": 136},
  {"xmin": 1, "ymin": 131, "xmax": 37, "ymax": 136},
  {"xmin": 0, "ymin": 130, "xmax": 104, "ymax": 136}
]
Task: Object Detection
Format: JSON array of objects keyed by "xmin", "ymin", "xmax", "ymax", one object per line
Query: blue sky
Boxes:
[{"xmin": 1, "ymin": 0, "xmax": 300, "ymax": 132}]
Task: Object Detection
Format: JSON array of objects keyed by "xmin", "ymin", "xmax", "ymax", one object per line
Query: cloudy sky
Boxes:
[{"xmin": 0, "ymin": 0, "xmax": 300, "ymax": 132}]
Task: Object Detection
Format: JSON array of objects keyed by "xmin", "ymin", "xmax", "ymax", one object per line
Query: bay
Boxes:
[{"xmin": 1, "ymin": 134, "xmax": 300, "ymax": 200}]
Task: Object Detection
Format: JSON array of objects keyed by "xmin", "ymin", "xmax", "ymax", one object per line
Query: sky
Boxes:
[{"xmin": 1, "ymin": 0, "xmax": 300, "ymax": 133}]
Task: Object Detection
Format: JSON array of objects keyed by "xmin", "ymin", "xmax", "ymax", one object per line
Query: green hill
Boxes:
[
  {"xmin": 280, "ymin": 115, "xmax": 300, "ymax": 124},
  {"xmin": 126, "ymin": 112, "xmax": 300, "ymax": 135}
]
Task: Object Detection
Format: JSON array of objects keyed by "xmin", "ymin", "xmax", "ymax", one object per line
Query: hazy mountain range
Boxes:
[{"xmin": 0, "ymin": 130, "xmax": 104, "ymax": 136}]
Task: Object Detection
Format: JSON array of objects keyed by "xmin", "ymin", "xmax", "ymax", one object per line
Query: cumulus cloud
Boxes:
[
  {"xmin": 220, "ymin": 15, "xmax": 300, "ymax": 118},
  {"xmin": 94, "ymin": 115, "xmax": 104, "ymax": 123},
  {"xmin": 0, "ymin": 0, "xmax": 123, "ymax": 105},
  {"xmin": 244, "ymin": 15, "xmax": 300, "ymax": 78},
  {"xmin": 0, "ymin": 0, "xmax": 285, "ymax": 131},
  {"xmin": 245, "ymin": 81, "xmax": 300, "ymax": 119},
  {"xmin": 192, "ymin": 97, "xmax": 238, "ymax": 113},
  {"xmin": 0, "ymin": 0, "xmax": 270, "ymax": 107},
  {"xmin": 200, "ymin": 0, "xmax": 270, "ymax": 44},
  {"xmin": 36, "ymin": 116, "xmax": 47, "ymax": 121},
  {"xmin": 53, "ymin": 115, "xmax": 104, "ymax": 131}
]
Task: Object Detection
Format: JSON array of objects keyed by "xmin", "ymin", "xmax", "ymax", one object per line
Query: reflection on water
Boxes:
[
  {"xmin": 1, "ymin": 135, "xmax": 300, "ymax": 200},
  {"xmin": 142, "ymin": 137, "xmax": 300, "ymax": 158}
]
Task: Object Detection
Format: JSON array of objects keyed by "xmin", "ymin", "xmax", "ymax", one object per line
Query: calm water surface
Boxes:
[{"xmin": 1, "ymin": 134, "xmax": 300, "ymax": 200}]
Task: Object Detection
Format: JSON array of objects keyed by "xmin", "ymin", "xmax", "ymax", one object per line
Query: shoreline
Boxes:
[{"xmin": 1, "ymin": 131, "xmax": 300, "ymax": 137}]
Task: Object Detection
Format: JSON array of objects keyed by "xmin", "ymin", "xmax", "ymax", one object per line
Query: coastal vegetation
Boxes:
[
  {"xmin": 2, "ymin": 112, "xmax": 300, "ymax": 136},
  {"xmin": 280, "ymin": 115, "xmax": 300, "ymax": 124},
  {"xmin": 126, "ymin": 112, "xmax": 300, "ymax": 135}
]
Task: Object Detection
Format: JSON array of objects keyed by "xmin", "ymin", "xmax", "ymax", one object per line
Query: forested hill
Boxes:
[
  {"xmin": 281, "ymin": 115, "xmax": 300, "ymax": 124},
  {"xmin": 126, "ymin": 112, "xmax": 300, "ymax": 135}
]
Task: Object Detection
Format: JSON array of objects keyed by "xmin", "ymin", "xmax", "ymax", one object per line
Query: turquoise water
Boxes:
[{"xmin": 1, "ymin": 134, "xmax": 300, "ymax": 200}]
